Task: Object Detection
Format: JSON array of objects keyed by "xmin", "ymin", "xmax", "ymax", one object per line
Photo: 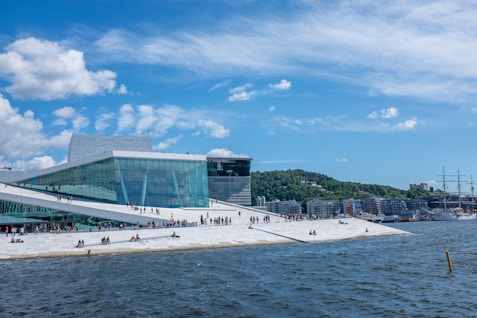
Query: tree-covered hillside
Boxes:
[{"xmin": 251, "ymin": 169, "xmax": 430, "ymax": 206}]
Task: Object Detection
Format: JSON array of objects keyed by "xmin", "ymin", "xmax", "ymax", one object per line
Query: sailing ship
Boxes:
[{"xmin": 432, "ymin": 168, "xmax": 477, "ymax": 221}]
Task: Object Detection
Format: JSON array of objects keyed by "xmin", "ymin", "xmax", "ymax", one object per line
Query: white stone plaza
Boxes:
[{"xmin": 0, "ymin": 195, "xmax": 410, "ymax": 260}]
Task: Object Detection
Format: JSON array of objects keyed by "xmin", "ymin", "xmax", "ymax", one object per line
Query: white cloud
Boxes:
[
  {"xmin": 336, "ymin": 158, "xmax": 348, "ymax": 163},
  {"xmin": 395, "ymin": 117, "xmax": 418, "ymax": 131},
  {"xmin": 95, "ymin": 112, "xmax": 116, "ymax": 131},
  {"xmin": 14, "ymin": 156, "xmax": 58, "ymax": 171},
  {"xmin": 269, "ymin": 106, "xmax": 276, "ymax": 112},
  {"xmin": 0, "ymin": 94, "xmax": 72, "ymax": 161},
  {"xmin": 53, "ymin": 106, "xmax": 89, "ymax": 131},
  {"xmin": 228, "ymin": 91, "xmax": 254, "ymax": 102},
  {"xmin": 197, "ymin": 120, "xmax": 229, "ymax": 138},
  {"xmin": 228, "ymin": 84, "xmax": 258, "ymax": 102},
  {"xmin": 269, "ymin": 79, "xmax": 291, "ymax": 90},
  {"xmin": 368, "ymin": 107, "xmax": 399, "ymax": 119},
  {"xmin": 118, "ymin": 84, "xmax": 128, "ymax": 94},
  {"xmin": 110, "ymin": 103, "xmax": 230, "ymax": 139},
  {"xmin": 117, "ymin": 104, "xmax": 136, "ymax": 131},
  {"xmin": 154, "ymin": 135, "xmax": 183, "ymax": 151},
  {"xmin": 207, "ymin": 148, "xmax": 250, "ymax": 158},
  {"xmin": 0, "ymin": 37, "xmax": 117, "ymax": 100},
  {"xmin": 382, "ymin": 107, "xmax": 398, "ymax": 118}
]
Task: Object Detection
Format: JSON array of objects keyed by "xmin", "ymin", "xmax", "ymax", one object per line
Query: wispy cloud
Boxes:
[
  {"xmin": 264, "ymin": 109, "xmax": 419, "ymax": 135},
  {"xmin": 208, "ymin": 80, "xmax": 230, "ymax": 91},
  {"xmin": 228, "ymin": 80, "xmax": 291, "ymax": 102},
  {"xmin": 93, "ymin": 2, "xmax": 477, "ymax": 103},
  {"xmin": 154, "ymin": 135, "xmax": 183, "ymax": 151}
]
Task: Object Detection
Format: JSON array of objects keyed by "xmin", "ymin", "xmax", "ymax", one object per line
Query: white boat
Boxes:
[
  {"xmin": 382, "ymin": 215, "xmax": 400, "ymax": 223},
  {"xmin": 432, "ymin": 168, "xmax": 477, "ymax": 221},
  {"xmin": 358, "ymin": 212, "xmax": 384, "ymax": 223},
  {"xmin": 432, "ymin": 208, "xmax": 477, "ymax": 221}
]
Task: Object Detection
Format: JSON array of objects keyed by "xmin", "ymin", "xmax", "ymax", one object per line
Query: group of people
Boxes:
[
  {"xmin": 129, "ymin": 233, "xmax": 141, "ymax": 242},
  {"xmin": 101, "ymin": 237, "xmax": 110, "ymax": 245},
  {"xmin": 127, "ymin": 202, "xmax": 161, "ymax": 216},
  {"xmin": 283, "ymin": 214, "xmax": 306, "ymax": 222},
  {"xmin": 56, "ymin": 195, "xmax": 73, "ymax": 203},
  {"xmin": 98, "ymin": 222, "xmax": 113, "ymax": 231},
  {"xmin": 200, "ymin": 214, "xmax": 232, "ymax": 226},
  {"xmin": 309, "ymin": 229, "xmax": 317, "ymax": 235},
  {"xmin": 10, "ymin": 237, "xmax": 24, "ymax": 243},
  {"xmin": 75, "ymin": 240, "xmax": 85, "ymax": 248},
  {"xmin": 3, "ymin": 225, "xmax": 25, "ymax": 237}
]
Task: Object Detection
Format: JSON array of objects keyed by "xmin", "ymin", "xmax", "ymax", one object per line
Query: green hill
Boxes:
[{"xmin": 251, "ymin": 169, "xmax": 429, "ymax": 206}]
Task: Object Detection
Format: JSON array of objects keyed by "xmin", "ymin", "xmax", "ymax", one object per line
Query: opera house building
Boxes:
[{"xmin": 0, "ymin": 135, "xmax": 252, "ymax": 232}]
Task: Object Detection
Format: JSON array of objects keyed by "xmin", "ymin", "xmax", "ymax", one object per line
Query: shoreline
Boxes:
[{"xmin": 0, "ymin": 218, "xmax": 411, "ymax": 261}]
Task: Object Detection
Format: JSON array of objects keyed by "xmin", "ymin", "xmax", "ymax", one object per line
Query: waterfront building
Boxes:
[
  {"xmin": 380, "ymin": 199, "xmax": 408, "ymax": 216},
  {"xmin": 307, "ymin": 199, "xmax": 339, "ymax": 219},
  {"xmin": 338, "ymin": 199, "xmax": 363, "ymax": 217},
  {"xmin": 11, "ymin": 150, "xmax": 209, "ymax": 208},
  {"xmin": 0, "ymin": 135, "xmax": 252, "ymax": 230},
  {"xmin": 266, "ymin": 199, "xmax": 302, "ymax": 216},
  {"xmin": 361, "ymin": 196, "xmax": 383, "ymax": 215},
  {"xmin": 405, "ymin": 199, "xmax": 429, "ymax": 213}
]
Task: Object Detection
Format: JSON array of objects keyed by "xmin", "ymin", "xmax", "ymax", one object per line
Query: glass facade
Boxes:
[
  {"xmin": 207, "ymin": 158, "xmax": 251, "ymax": 177},
  {"xmin": 0, "ymin": 201, "xmax": 94, "ymax": 232},
  {"xmin": 207, "ymin": 158, "xmax": 252, "ymax": 206},
  {"xmin": 13, "ymin": 155, "xmax": 209, "ymax": 208}
]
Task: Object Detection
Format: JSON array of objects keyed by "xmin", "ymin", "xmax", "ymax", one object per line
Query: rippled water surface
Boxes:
[{"xmin": 1, "ymin": 221, "xmax": 476, "ymax": 317}]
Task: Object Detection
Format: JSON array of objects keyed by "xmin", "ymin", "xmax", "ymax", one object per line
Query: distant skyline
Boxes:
[{"xmin": 1, "ymin": 0, "xmax": 477, "ymax": 192}]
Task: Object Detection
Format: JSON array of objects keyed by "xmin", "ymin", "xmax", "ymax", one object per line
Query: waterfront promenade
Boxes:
[
  {"xmin": 0, "ymin": 182, "xmax": 410, "ymax": 260},
  {"xmin": 0, "ymin": 215, "xmax": 410, "ymax": 260}
]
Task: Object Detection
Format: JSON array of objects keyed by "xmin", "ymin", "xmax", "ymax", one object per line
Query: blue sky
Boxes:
[{"xmin": 1, "ymin": 0, "xmax": 476, "ymax": 192}]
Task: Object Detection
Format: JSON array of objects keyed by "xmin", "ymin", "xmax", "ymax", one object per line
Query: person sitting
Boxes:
[
  {"xmin": 106, "ymin": 237, "xmax": 110, "ymax": 245},
  {"xmin": 135, "ymin": 233, "xmax": 140, "ymax": 240},
  {"xmin": 171, "ymin": 231, "xmax": 179, "ymax": 238},
  {"xmin": 130, "ymin": 235, "xmax": 136, "ymax": 242},
  {"xmin": 309, "ymin": 230, "xmax": 313, "ymax": 235},
  {"xmin": 313, "ymin": 230, "xmax": 317, "ymax": 235}
]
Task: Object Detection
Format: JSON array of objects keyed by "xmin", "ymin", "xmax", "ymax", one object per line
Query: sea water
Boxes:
[{"xmin": 0, "ymin": 221, "xmax": 476, "ymax": 317}]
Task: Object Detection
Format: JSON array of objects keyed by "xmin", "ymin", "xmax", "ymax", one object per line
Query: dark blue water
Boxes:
[{"xmin": 1, "ymin": 221, "xmax": 476, "ymax": 317}]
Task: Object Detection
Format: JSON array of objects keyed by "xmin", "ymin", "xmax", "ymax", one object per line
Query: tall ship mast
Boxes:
[{"xmin": 432, "ymin": 167, "xmax": 477, "ymax": 221}]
